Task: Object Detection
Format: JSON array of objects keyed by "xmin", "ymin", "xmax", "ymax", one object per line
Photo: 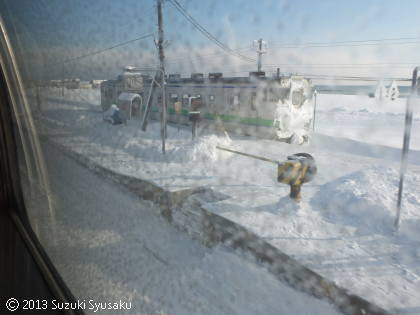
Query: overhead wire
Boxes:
[
  {"xmin": 167, "ymin": 0, "xmax": 255, "ymax": 63},
  {"xmin": 295, "ymin": 73, "xmax": 411, "ymax": 81},
  {"xmin": 49, "ymin": 33, "xmax": 154, "ymax": 68},
  {"xmin": 271, "ymin": 41, "xmax": 420, "ymax": 49},
  {"xmin": 266, "ymin": 36, "xmax": 420, "ymax": 49}
]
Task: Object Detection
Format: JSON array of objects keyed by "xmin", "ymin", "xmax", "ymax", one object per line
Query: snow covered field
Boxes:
[
  {"xmin": 315, "ymin": 94, "xmax": 420, "ymax": 150},
  {"xmin": 31, "ymin": 87, "xmax": 420, "ymax": 314}
]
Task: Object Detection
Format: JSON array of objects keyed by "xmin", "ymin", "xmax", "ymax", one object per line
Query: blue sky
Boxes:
[
  {"xmin": 167, "ymin": 0, "xmax": 420, "ymax": 46},
  {"xmin": 2, "ymin": 0, "xmax": 420, "ymax": 80}
]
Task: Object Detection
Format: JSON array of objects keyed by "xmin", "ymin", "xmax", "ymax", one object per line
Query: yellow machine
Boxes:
[
  {"xmin": 216, "ymin": 147, "xmax": 317, "ymax": 201},
  {"xmin": 277, "ymin": 153, "xmax": 316, "ymax": 200}
]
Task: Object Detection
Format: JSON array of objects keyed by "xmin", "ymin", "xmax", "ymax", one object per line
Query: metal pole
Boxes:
[
  {"xmin": 36, "ymin": 85, "xmax": 41, "ymax": 112},
  {"xmin": 141, "ymin": 72, "xmax": 159, "ymax": 131},
  {"xmin": 192, "ymin": 120, "xmax": 196, "ymax": 139},
  {"xmin": 61, "ymin": 63, "xmax": 64, "ymax": 97},
  {"xmin": 395, "ymin": 66, "xmax": 418, "ymax": 231},
  {"xmin": 312, "ymin": 90, "xmax": 317, "ymax": 131},
  {"xmin": 216, "ymin": 146, "xmax": 278, "ymax": 164},
  {"xmin": 162, "ymin": 72, "xmax": 167, "ymax": 142},
  {"xmin": 157, "ymin": 0, "xmax": 167, "ymax": 153}
]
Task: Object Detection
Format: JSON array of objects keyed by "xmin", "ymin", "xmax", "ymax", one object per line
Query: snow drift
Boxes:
[{"xmin": 314, "ymin": 167, "xmax": 420, "ymax": 235}]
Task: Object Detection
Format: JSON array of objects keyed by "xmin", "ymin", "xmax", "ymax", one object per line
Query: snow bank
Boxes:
[
  {"xmin": 65, "ymin": 114, "xmax": 234, "ymax": 166},
  {"xmin": 43, "ymin": 87, "xmax": 101, "ymax": 106},
  {"xmin": 169, "ymin": 134, "xmax": 232, "ymax": 164},
  {"xmin": 317, "ymin": 94, "xmax": 412, "ymax": 116},
  {"xmin": 314, "ymin": 167, "xmax": 420, "ymax": 235}
]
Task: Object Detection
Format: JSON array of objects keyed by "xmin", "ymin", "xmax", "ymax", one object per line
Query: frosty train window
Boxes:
[
  {"xmin": 250, "ymin": 92, "xmax": 257, "ymax": 110},
  {"xmin": 170, "ymin": 93, "xmax": 178, "ymax": 102},
  {"xmin": 182, "ymin": 94, "xmax": 189, "ymax": 106},
  {"xmin": 208, "ymin": 95, "xmax": 215, "ymax": 105},
  {"xmin": 292, "ymin": 90, "xmax": 305, "ymax": 107}
]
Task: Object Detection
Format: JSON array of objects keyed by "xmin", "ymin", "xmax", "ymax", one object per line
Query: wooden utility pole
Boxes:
[
  {"xmin": 141, "ymin": 72, "xmax": 158, "ymax": 131},
  {"xmin": 157, "ymin": 0, "xmax": 167, "ymax": 153},
  {"xmin": 254, "ymin": 38, "xmax": 266, "ymax": 72}
]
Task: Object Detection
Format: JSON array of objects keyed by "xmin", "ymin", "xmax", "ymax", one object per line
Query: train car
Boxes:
[{"xmin": 101, "ymin": 67, "xmax": 315, "ymax": 143}]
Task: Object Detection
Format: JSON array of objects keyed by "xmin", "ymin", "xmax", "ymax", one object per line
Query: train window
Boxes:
[
  {"xmin": 228, "ymin": 95, "xmax": 233, "ymax": 107},
  {"xmin": 262, "ymin": 88, "xmax": 268, "ymax": 101},
  {"xmin": 182, "ymin": 94, "xmax": 189, "ymax": 106},
  {"xmin": 269, "ymin": 88, "xmax": 279, "ymax": 102},
  {"xmin": 124, "ymin": 75, "xmax": 143, "ymax": 90},
  {"xmin": 170, "ymin": 93, "xmax": 178, "ymax": 102},
  {"xmin": 197, "ymin": 94, "xmax": 205, "ymax": 106},
  {"xmin": 291, "ymin": 90, "xmax": 305, "ymax": 108},
  {"xmin": 234, "ymin": 94, "xmax": 240, "ymax": 107},
  {"xmin": 250, "ymin": 92, "xmax": 257, "ymax": 110},
  {"xmin": 2, "ymin": 1, "xmax": 417, "ymax": 315},
  {"xmin": 208, "ymin": 94, "xmax": 215, "ymax": 105},
  {"xmin": 229, "ymin": 94, "xmax": 240, "ymax": 108}
]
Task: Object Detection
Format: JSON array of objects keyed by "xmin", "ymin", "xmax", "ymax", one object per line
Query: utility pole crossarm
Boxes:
[{"xmin": 254, "ymin": 38, "xmax": 267, "ymax": 72}]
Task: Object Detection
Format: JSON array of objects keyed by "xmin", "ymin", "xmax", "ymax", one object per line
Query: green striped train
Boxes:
[{"xmin": 100, "ymin": 66, "xmax": 315, "ymax": 143}]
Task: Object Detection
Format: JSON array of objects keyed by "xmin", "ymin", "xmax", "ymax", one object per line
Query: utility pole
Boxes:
[
  {"xmin": 395, "ymin": 67, "xmax": 419, "ymax": 231},
  {"xmin": 157, "ymin": 0, "xmax": 167, "ymax": 154},
  {"xmin": 312, "ymin": 90, "xmax": 318, "ymax": 131},
  {"xmin": 254, "ymin": 38, "xmax": 267, "ymax": 72},
  {"xmin": 36, "ymin": 84, "xmax": 41, "ymax": 112},
  {"xmin": 62, "ymin": 63, "xmax": 65, "ymax": 97}
]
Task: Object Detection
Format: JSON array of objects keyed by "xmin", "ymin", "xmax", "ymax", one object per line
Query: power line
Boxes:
[
  {"xmin": 164, "ymin": 48, "xmax": 251, "ymax": 63},
  {"xmin": 269, "ymin": 38, "xmax": 420, "ymax": 49},
  {"xmin": 158, "ymin": 63, "xmax": 414, "ymax": 81},
  {"xmin": 226, "ymin": 37, "xmax": 420, "ymax": 51},
  {"xmin": 167, "ymin": 0, "xmax": 255, "ymax": 63},
  {"xmin": 271, "ymin": 36, "xmax": 418, "ymax": 46},
  {"xmin": 297, "ymin": 73, "xmax": 411, "ymax": 81},
  {"xmin": 264, "ymin": 62, "xmax": 420, "ymax": 66},
  {"xmin": 160, "ymin": 36, "xmax": 420, "ymax": 68},
  {"xmin": 275, "ymin": 41, "xmax": 420, "ymax": 49},
  {"xmin": 161, "ymin": 46, "xmax": 420, "ymax": 69},
  {"xmin": 49, "ymin": 33, "xmax": 154, "ymax": 67},
  {"xmin": 261, "ymin": 64, "xmax": 418, "ymax": 70},
  {"xmin": 231, "ymin": 36, "xmax": 420, "ymax": 52},
  {"xmin": 158, "ymin": 55, "xmax": 420, "ymax": 73}
]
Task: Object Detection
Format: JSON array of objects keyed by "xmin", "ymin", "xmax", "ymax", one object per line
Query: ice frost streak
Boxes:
[{"xmin": 23, "ymin": 141, "xmax": 341, "ymax": 315}]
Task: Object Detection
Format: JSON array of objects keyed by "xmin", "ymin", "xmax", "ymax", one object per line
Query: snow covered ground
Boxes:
[
  {"xmin": 21, "ymin": 141, "xmax": 341, "ymax": 315},
  {"xmin": 30, "ymin": 87, "xmax": 420, "ymax": 314},
  {"xmin": 315, "ymin": 94, "xmax": 420, "ymax": 150}
]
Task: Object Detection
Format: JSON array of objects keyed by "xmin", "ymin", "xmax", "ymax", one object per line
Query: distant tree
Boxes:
[
  {"xmin": 388, "ymin": 80, "xmax": 400, "ymax": 101},
  {"xmin": 374, "ymin": 81, "xmax": 388, "ymax": 100}
]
